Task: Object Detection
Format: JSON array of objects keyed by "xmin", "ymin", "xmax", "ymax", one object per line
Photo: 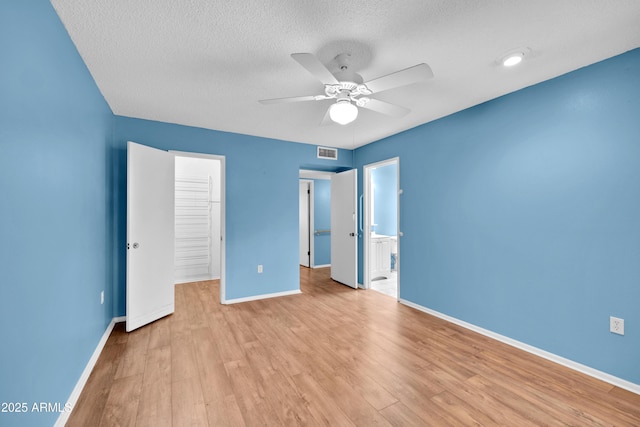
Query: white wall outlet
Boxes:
[
  {"xmin": 257, "ymin": 265, "xmax": 263, "ymax": 273},
  {"xmin": 100, "ymin": 291, "xmax": 104, "ymax": 305},
  {"xmin": 610, "ymin": 316, "xmax": 624, "ymax": 335}
]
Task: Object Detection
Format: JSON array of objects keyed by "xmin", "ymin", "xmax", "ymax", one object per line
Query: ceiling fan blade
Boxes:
[
  {"xmin": 360, "ymin": 98, "xmax": 410, "ymax": 118},
  {"xmin": 258, "ymin": 95, "xmax": 329, "ymax": 105},
  {"xmin": 291, "ymin": 53, "xmax": 339, "ymax": 85},
  {"xmin": 364, "ymin": 63, "xmax": 433, "ymax": 94}
]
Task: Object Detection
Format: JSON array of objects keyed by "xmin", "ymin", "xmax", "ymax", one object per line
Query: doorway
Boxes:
[
  {"xmin": 127, "ymin": 144, "xmax": 227, "ymax": 332},
  {"xmin": 172, "ymin": 151, "xmax": 226, "ymax": 303},
  {"xmin": 299, "ymin": 179, "xmax": 313, "ymax": 267},
  {"xmin": 299, "ymin": 170, "xmax": 334, "ymax": 270},
  {"xmin": 364, "ymin": 158, "xmax": 399, "ymax": 299},
  {"xmin": 299, "ymin": 169, "xmax": 358, "ymax": 289}
]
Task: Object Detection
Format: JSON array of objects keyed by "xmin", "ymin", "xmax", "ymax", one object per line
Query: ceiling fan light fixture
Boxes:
[{"xmin": 329, "ymin": 100, "xmax": 358, "ymax": 125}]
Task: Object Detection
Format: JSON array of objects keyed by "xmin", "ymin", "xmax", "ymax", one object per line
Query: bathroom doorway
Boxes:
[{"xmin": 364, "ymin": 158, "xmax": 399, "ymax": 299}]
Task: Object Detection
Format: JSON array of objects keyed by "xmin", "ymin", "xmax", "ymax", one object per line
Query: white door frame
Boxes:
[
  {"xmin": 171, "ymin": 150, "xmax": 227, "ymax": 303},
  {"xmin": 299, "ymin": 179, "xmax": 315, "ymax": 267},
  {"xmin": 363, "ymin": 157, "xmax": 400, "ymax": 299}
]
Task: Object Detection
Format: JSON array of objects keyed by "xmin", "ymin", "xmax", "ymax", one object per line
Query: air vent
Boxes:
[{"xmin": 317, "ymin": 146, "xmax": 338, "ymax": 160}]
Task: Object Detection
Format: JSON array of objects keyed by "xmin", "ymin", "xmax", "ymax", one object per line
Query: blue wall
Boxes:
[
  {"xmin": 371, "ymin": 163, "xmax": 397, "ymax": 236},
  {"xmin": 0, "ymin": 1, "xmax": 115, "ymax": 426},
  {"xmin": 313, "ymin": 179, "xmax": 331, "ymax": 266},
  {"xmin": 355, "ymin": 49, "xmax": 640, "ymax": 385},
  {"xmin": 114, "ymin": 117, "xmax": 352, "ymax": 307}
]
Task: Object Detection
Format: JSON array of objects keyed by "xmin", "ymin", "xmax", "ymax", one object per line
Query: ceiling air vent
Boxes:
[{"xmin": 317, "ymin": 146, "xmax": 338, "ymax": 160}]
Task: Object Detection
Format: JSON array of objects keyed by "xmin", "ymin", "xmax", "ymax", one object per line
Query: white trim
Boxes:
[
  {"xmin": 309, "ymin": 181, "xmax": 315, "ymax": 267},
  {"xmin": 55, "ymin": 317, "xmax": 124, "ymax": 427},
  {"xmin": 299, "ymin": 169, "xmax": 334, "ymax": 180},
  {"xmin": 312, "ymin": 264, "xmax": 331, "ymax": 269},
  {"xmin": 224, "ymin": 289, "xmax": 302, "ymax": 305},
  {"xmin": 299, "ymin": 179, "xmax": 315, "ymax": 268},
  {"xmin": 399, "ymin": 299, "xmax": 640, "ymax": 395},
  {"xmin": 175, "ymin": 276, "xmax": 220, "ymax": 285}
]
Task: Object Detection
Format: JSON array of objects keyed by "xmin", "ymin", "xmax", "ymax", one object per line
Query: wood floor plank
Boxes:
[
  {"xmin": 224, "ymin": 358, "xmax": 283, "ymax": 426},
  {"xmin": 207, "ymin": 311, "xmax": 245, "ymax": 364},
  {"xmin": 182, "ymin": 281, "xmax": 209, "ymax": 330},
  {"xmin": 197, "ymin": 362, "xmax": 245, "ymax": 427},
  {"xmin": 314, "ymin": 370, "xmax": 394, "ymax": 426},
  {"xmin": 66, "ymin": 268, "xmax": 640, "ymax": 426},
  {"xmin": 98, "ymin": 374, "xmax": 143, "ymax": 427},
  {"xmin": 222, "ymin": 306, "xmax": 258, "ymax": 345},
  {"xmin": 191, "ymin": 325, "xmax": 223, "ymax": 374},
  {"xmin": 171, "ymin": 376, "xmax": 208, "ymax": 426},
  {"xmin": 290, "ymin": 372, "xmax": 357, "ymax": 426},
  {"xmin": 114, "ymin": 325, "xmax": 150, "ymax": 380},
  {"xmin": 379, "ymin": 401, "xmax": 438, "ymax": 427},
  {"xmin": 170, "ymin": 322, "xmax": 199, "ymax": 382},
  {"xmin": 333, "ymin": 365, "xmax": 398, "ymax": 411},
  {"xmin": 147, "ymin": 315, "xmax": 171, "ymax": 350},
  {"xmin": 136, "ymin": 345, "xmax": 171, "ymax": 427},
  {"xmin": 65, "ymin": 343, "xmax": 125, "ymax": 427},
  {"xmin": 260, "ymin": 369, "xmax": 317, "ymax": 426},
  {"xmin": 465, "ymin": 374, "xmax": 570, "ymax": 426},
  {"xmin": 431, "ymin": 390, "xmax": 498, "ymax": 426}
]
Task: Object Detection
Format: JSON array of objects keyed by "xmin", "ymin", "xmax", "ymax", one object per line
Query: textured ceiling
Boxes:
[{"xmin": 51, "ymin": 0, "xmax": 640, "ymax": 149}]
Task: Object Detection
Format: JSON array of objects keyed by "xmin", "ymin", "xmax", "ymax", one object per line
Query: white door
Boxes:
[
  {"xmin": 331, "ymin": 169, "xmax": 358, "ymax": 288},
  {"xmin": 127, "ymin": 141, "xmax": 175, "ymax": 332},
  {"xmin": 299, "ymin": 180, "xmax": 311, "ymax": 267}
]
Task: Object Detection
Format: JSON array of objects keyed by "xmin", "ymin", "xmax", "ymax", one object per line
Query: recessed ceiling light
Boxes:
[
  {"xmin": 503, "ymin": 52, "xmax": 524, "ymax": 67},
  {"xmin": 497, "ymin": 48, "xmax": 532, "ymax": 68}
]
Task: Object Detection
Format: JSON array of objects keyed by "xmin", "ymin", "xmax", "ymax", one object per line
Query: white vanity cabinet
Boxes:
[{"xmin": 370, "ymin": 235, "xmax": 391, "ymax": 280}]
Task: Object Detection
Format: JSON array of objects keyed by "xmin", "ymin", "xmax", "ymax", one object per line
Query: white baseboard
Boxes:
[
  {"xmin": 223, "ymin": 289, "xmax": 301, "ymax": 305},
  {"xmin": 399, "ymin": 299, "xmax": 640, "ymax": 396},
  {"xmin": 312, "ymin": 264, "xmax": 331, "ymax": 269},
  {"xmin": 175, "ymin": 276, "xmax": 220, "ymax": 285},
  {"xmin": 55, "ymin": 317, "xmax": 123, "ymax": 426}
]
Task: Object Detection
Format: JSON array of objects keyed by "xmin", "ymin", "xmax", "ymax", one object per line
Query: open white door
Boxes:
[
  {"xmin": 299, "ymin": 180, "xmax": 311, "ymax": 267},
  {"xmin": 127, "ymin": 141, "xmax": 175, "ymax": 332},
  {"xmin": 331, "ymin": 169, "xmax": 358, "ymax": 288}
]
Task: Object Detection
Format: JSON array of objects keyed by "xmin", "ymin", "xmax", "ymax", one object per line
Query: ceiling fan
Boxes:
[{"xmin": 259, "ymin": 53, "xmax": 434, "ymax": 125}]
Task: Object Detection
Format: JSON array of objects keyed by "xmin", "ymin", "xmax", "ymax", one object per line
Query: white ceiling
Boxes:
[{"xmin": 51, "ymin": 0, "xmax": 640, "ymax": 149}]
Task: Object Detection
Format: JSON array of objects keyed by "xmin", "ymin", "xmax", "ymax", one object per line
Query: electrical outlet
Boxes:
[
  {"xmin": 100, "ymin": 291, "xmax": 104, "ymax": 305},
  {"xmin": 610, "ymin": 316, "xmax": 624, "ymax": 335},
  {"xmin": 257, "ymin": 265, "xmax": 263, "ymax": 273}
]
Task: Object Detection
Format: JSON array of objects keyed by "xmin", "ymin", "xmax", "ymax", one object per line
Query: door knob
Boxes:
[
  {"xmin": 349, "ymin": 232, "xmax": 355, "ymax": 237},
  {"xmin": 132, "ymin": 242, "xmax": 140, "ymax": 249}
]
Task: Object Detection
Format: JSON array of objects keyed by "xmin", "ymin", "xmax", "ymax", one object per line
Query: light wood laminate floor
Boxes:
[{"xmin": 67, "ymin": 267, "xmax": 640, "ymax": 426}]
